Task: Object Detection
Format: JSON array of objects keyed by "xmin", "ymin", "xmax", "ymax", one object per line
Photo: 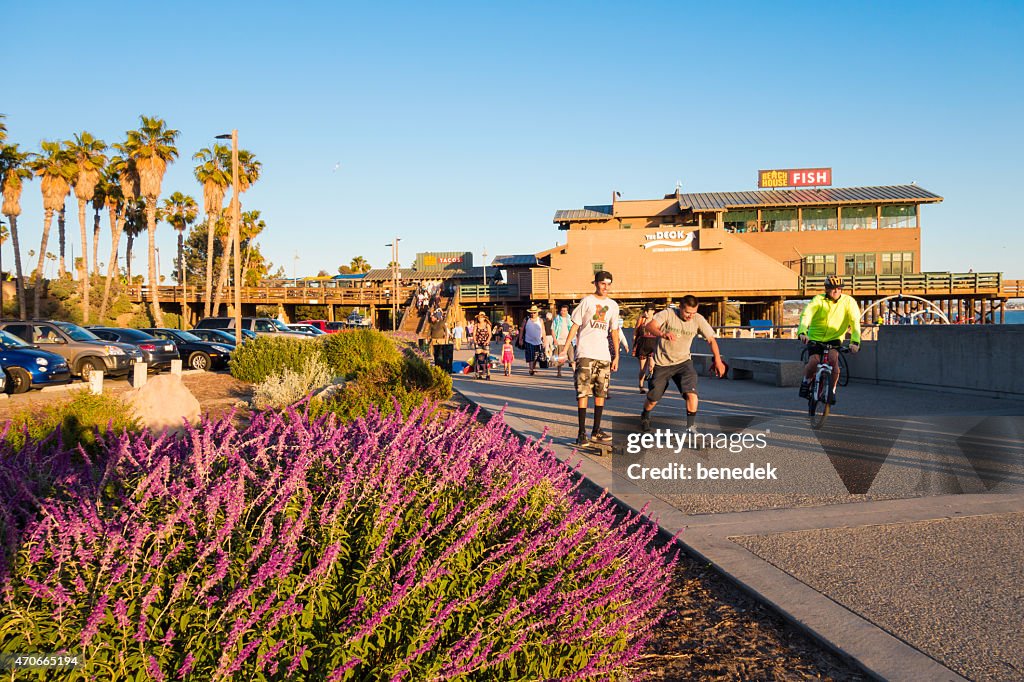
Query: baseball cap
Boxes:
[{"xmin": 593, "ymin": 270, "xmax": 613, "ymax": 284}]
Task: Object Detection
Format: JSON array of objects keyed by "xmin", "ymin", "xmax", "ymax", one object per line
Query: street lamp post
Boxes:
[
  {"xmin": 481, "ymin": 248, "xmax": 488, "ymax": 289},
  {"xmin": 215, "ymin": 131, "xmax": 242, "ymax": 345},
  {"xmin": 385, "ymin": 238, "xmax": 401, "ymax": 330}
]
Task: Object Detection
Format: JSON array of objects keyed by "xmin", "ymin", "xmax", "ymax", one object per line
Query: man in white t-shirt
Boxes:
[{"xmin": 561, "ymin": 271, "xmax": 620, "ymax": 447}]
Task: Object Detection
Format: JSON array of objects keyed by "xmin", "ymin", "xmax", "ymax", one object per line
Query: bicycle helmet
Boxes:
[{"xmin": 824, "ymin": 275, "xmax": 844, "ymax": 291}]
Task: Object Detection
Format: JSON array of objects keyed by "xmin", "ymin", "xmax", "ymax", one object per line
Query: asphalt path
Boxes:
[{"xmin": 452, "ymin": 344, "xmax": 1024, "ymax": 515}]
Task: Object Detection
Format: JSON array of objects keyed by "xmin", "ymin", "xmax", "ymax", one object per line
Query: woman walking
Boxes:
[{"xmin": 633, "ymin": 304, "xmax": 659, "ymax": 392}]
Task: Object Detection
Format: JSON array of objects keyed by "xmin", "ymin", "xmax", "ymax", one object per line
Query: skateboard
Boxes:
[{"xmin": 571, "ymin": 439, "xmax": 613, "ymax": 456}]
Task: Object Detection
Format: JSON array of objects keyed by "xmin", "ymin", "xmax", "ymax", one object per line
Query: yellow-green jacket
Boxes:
[{"xmin": 797, "ymin": 294, "xmax": 862, "ymax": 344}]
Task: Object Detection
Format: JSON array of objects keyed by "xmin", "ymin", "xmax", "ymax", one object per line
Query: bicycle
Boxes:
[
  {"xmin": 801, "ymin": 343, "xmax": 849, "ymax": 387},
  {"xmin": 806, "ymin": 344, "xmax": 850, "ymax": 429}
]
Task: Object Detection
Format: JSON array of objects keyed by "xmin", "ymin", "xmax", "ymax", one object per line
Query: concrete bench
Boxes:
[
  {"xmin": 728, "ymin": 356, "xmax": 804, "ymax": 387},
  {"xmin": 690, "ymin": 353, "xmax": 713, "ymax": 374}
]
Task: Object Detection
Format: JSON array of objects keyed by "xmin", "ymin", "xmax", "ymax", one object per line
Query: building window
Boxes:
[
  {"xmin": 880, "ymin": 204, "xmax": 917, "ymax": 229},
  {"xmin": 841, "ymin": 205, "xmax": 877, "ymax": 230},
  {"xmin": 881, "ymin": 252, "xmax": 914, "ymax": 274},
  {"xmin": 802, "ymin": 207, "xmax": 837, "ymax": 231},
  {"xmin": 724, "ymin": 210, "xmax": 757, "ymax": 233},
  {"xmin": 804, "ymin": 254, "xmax": 836, "ymax": 276},
  {"xmin": 592, "ymin": 262, "xmax": 604, "ymax": 274},
  {"xmin": 621, "ymin": 223, "xmax": 632, "ymax": 230},
  {"xmin": 762, "ymin": 209, "xmax": 798, "ymax": 232},
  {"xmin": 844, "ymin": 253, "xmax": 876, "ymax": 276}
]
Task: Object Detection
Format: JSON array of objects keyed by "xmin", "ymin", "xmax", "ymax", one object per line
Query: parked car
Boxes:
[
  {"xmin": 194, "ymin": 317, "xmax": 308, "ymax": 338},
  {"xmin": 325, "ymin": 321, "xmax": 349, "ymax": 332},
  {"xmin": 287, "ymin": 324, "xmax": 326, "ymax": 336},
  {"xmin": 141, "ymin": 328, "xmax": 233, "ymax": 371},
  {"xmin": 0, "ymin": 329, "xmax": 72, "ymax": 393},
  {"xmin": 297, "ymin": 319, "xmax": 336, "ymax": 333},
  {"xmin": 0, "ymin": 320, "xmax": 143, "ymax": 380},
  {"xmin": 189, "ymin": 328, "xmax": 256, "ymax": 347},
  {"xmin": 88, "ymin": 327, "xmax": 179, "ymax": 372}
]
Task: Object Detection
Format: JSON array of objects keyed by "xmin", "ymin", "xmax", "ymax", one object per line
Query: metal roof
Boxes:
[
  {"xmin": 552, "ymin": 206, "xmax": 614, "ymax": 222},
  {"xmin": 677, "ymin": 185, "xmax": 943, "ymax": 211},
  {"xmin": 491, "ymin": 254, "xmax": 539, "ymax": 267}
]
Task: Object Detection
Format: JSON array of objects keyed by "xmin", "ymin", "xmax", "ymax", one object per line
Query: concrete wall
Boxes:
[{"xmin": 689, "ymin": 326, "xmax": 1024, "ymax": 399}]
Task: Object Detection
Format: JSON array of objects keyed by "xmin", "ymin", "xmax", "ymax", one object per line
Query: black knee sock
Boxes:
[
  {"xmin": 641, "ymin": 407, "xmax": 651, "ymax": 418},
  {"xmin": 577, "ymin": 407, "xmax": 587, "ymax": 434},
  {"xmin": 593, "ymin": 405, "xmax": 604, "ymax": 432},
  {"xmin": 686, "ymin": 411, "xmax": 696, "ymax": 428}
]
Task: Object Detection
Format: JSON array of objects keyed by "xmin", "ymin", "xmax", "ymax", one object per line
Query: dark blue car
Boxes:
[{"xmin": 0, "ymin": 329, "xmax": 73, "ymax": 393}]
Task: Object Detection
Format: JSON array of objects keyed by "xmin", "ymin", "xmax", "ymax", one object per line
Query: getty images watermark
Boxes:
[{"xmin": 623, "ymin": 427, "xmax": 776, "ymax": 481}]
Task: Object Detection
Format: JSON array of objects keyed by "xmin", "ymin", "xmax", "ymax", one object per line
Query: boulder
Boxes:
[{"xmin": 123, "ymin": 373, "xmax": 201, "ymax": 433}]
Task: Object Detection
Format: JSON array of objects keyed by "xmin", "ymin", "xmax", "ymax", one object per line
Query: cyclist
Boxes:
[{"xmin": 797, "ymin": 276, "xmax": 861, "ymax": 403}]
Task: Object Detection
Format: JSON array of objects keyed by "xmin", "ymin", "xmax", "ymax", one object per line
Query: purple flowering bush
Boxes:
[{"xmin": 1, "ymin": 404, "xmax": 676, "ymax": 680}]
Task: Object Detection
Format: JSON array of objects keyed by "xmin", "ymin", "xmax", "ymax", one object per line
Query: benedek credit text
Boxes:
[{"xmin": 626, "ymin": 462, "xmax": 778, "ymax": 481}]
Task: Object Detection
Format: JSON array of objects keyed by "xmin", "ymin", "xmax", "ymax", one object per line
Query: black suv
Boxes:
[{"xmin": 141, "ymin": 328, "xmax": 233, "ymax": 371}]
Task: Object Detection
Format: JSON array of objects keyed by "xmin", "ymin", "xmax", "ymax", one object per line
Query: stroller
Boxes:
[{"xmin": 473, "ymin": 349, "xmax": 493, "ymax": 380}]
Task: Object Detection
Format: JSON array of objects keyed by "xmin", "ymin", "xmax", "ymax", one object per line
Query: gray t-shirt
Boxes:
[{"xmin": 651, "ymin": 309, "xmax": 715, "ymax": 366}]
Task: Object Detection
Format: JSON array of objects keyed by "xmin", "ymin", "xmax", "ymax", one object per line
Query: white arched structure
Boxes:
[{"xmin": 860, "ymin": 294, "xmax": 951, "ymax": 324}]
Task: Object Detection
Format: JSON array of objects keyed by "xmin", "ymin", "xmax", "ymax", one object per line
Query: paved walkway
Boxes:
[{"xmin": 449, "ymin": 344, "xmax": 1024, "ymax": 682}]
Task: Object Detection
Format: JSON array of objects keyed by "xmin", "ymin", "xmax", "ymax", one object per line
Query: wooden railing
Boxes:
[
  {"xmin": 129, "ymin": 283, "xmax": 418, "ymax": 305},
  {"xmin": 800, "ymin": 272, "xmax": 1002, "ymax": 295},
  {"xmin": 456, "ymin": 284, "xmax": 520, "ymax": 302}
]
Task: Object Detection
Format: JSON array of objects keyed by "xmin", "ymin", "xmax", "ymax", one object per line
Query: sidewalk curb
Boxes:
[{"xmin": 453, "ymin": 381, "xmax": 973, "ymax": 682}]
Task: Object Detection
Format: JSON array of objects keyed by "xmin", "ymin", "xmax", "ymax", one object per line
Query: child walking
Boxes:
[{"xmin": 501, "ymin": 335, "xmax": 515, "ymax": 376}]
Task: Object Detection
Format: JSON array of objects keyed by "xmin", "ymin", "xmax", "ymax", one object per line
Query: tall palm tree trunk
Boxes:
[
  {"xmin": 211, "ymin": 234, "xmax": 233, "ymax": 317},
  {"xmin": 34, "ymin": 209, "xmax": 54, "ymax": 317},
  {"xmin": 98, "ymin": 210, "xmax": 124, "ymax": 320},
  {"xmin": 203, "ymin": 211, "xmax": 218, "ymax": 317},
  {"xmin": 78, "ymin": 199, "xmax": 91, "ymax": 322},
  {"xmin": 6, "ymin": 215, "xmax": 27, "ymax": 320},
  {"xmin": 126, "ymin": 234, "xmax": 134, "ymax": 283},
  {"xmin": 58, "ymin": 207, "xmax": 67, "ymax": 277},
  {"xmin": 92, "ymin": 209, "xmax": 101, "ymax": 277},
  {"xmin": 146, "ymin": 201, "xmax": 163, "ymax": 326}
]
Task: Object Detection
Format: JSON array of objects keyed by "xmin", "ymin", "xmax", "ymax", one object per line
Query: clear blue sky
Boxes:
[{"xmin": 3, "ymin": 0, "xmax": 1022, "ymax": 279}]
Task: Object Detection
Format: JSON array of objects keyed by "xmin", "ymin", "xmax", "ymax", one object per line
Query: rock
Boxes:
[{"xmin": 122, "ymin": 373, "xmax": 201, "ymax": 433}]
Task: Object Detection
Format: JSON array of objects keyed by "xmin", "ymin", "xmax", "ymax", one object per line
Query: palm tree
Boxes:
[
  {"xmin": 350, "ymin": 256, "xmax": 371, "ymax": 273},
  {"xmin": 98, "ymin": 155, "xmax": 136, "ymax": 319},
  {"xmin": 0, "ymin": 143, "xmax": 33, "ymax": 319},
  {"xmin": 91, "ymin": 178, "xmax": 107, "ymax": 277},
  {"xmin": 212, "ymin": 147, "xmax": 261, "ymax": 316},
  {"xmin": 192, "ymin": 145, "xmax": 229, "ymax": 317},
  {"xmin": 161, "ymin": 191, "xmax": 198, "ymax": 305},
  {"xmin": 122, "ymin": 200, "xmax": 146, "ymax": 284},
  {"xmin": 66, "ymin": 131, "xmax": 107, "ymax": 323},
  {"xmin": 238, "ymin": 209, "xmax": 266, "ymax": 281},
  {"xmin": 29, "ymin": 140, "xmax": 76, "ymax": 317},
  {"xmin": 126, "ymin": 115, "xmax": 178, "ymax": 327}
]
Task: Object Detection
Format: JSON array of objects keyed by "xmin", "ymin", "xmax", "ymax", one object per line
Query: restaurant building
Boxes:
[{"xmin": 481, "ymin": 176, "xmax": 1009, "ymax": 325}]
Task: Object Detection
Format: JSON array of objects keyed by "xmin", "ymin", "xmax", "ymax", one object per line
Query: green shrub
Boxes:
[
  {"xmin": 321, "ymin": 329, "xmax": 401, "ymax": 378},
  {"xmin": 229, "ymin": 335, "xmax": 323, "ymax": 383},
  {"xmin": 252, "ymin": 355, "xmax": 334, "ymax": 410},
  {"xmin": 312, "ymin": 358, "xmax": 429, "ymax": 422},
  {"xmin": 403, "ymin": 348, "xmax": 453, "ymax": 400},
  {"xmin": 2, "ymin": 391, "xmax": 140, "ymax": 452}
]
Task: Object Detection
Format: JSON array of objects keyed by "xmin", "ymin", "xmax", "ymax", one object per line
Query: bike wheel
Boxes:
[
  {"xmin": 838, "ymin": 350, "xmax": 850, "ymax": 387},
  {"xmin": 809, "ymin": 378, "xmax": 831, "ymax": 429}
]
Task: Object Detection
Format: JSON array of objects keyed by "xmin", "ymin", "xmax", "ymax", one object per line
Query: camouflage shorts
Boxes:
[{"xmin": 574, "ymin": 358, "xmax": 611, "ymax": 399}]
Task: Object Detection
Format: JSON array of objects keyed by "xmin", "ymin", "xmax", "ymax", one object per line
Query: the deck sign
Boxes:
[{"xmin": 758, "ymin": 168, "xmax": 832, "ymax": 188}]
